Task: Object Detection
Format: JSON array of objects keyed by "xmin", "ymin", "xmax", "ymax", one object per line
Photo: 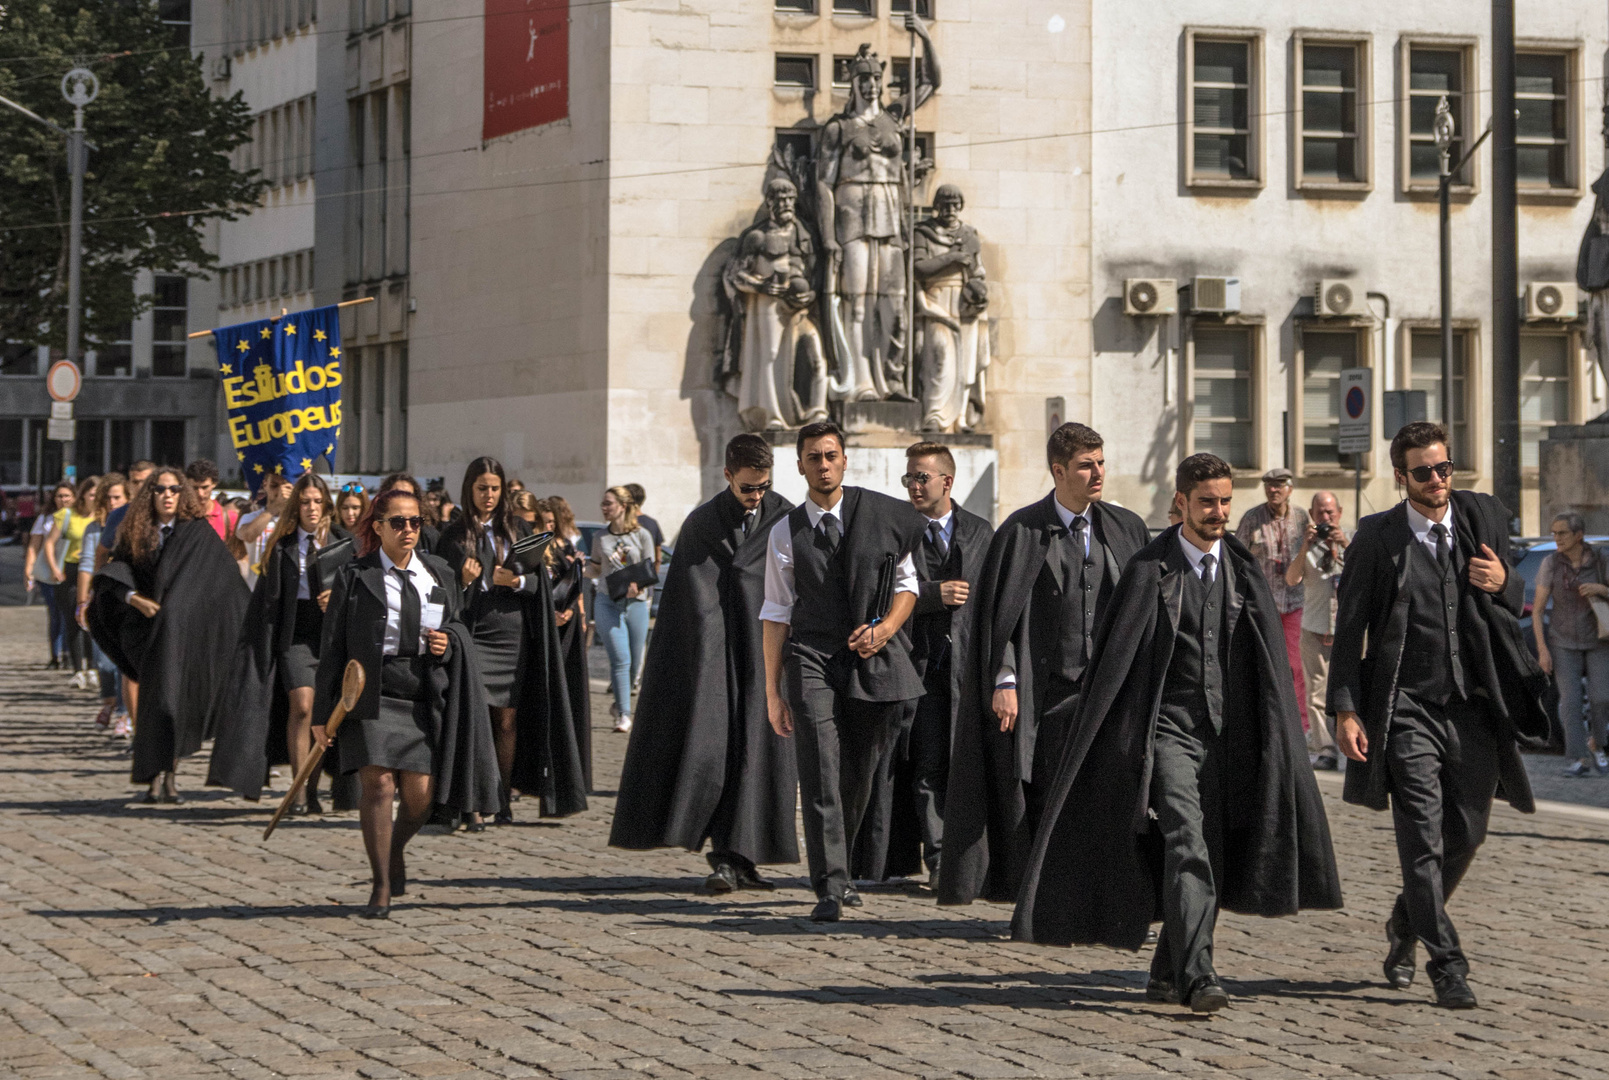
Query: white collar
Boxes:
[
  {"xmin": 380, "ymin": 548, "xmax": 427, "ymax": 578},
  {"xmin": 297, "ymin": 527, "xmax": 314, "ymax": 546},
  {"xmin": 1406, "ymin": 499, "xmax": 1454, "ymax": 541},
  {"xmin": 1053, "ymin": 495, "xmax": 1091, "ymax": 532},
  {"xmin": 1176, "ymin": 529, "xmax": 1223, "ymax": 573},
  {"xmin": 924, "ymin": 507, "xmax": 954, "ymax": 532},
  {"xmin": 803, "ymin": 490, "xmax": 845, "ymax": 528}
]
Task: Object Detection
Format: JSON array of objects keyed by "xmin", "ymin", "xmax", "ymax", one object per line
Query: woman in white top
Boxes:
[{"xmin": 586, "ymin": 486, "xmax": 657, "ymax": 733}]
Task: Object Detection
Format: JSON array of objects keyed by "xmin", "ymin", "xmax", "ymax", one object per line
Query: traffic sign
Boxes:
[
  {"xmin": 46, "ymin": 359, "xmax": 81, "ymax": 402},
  {"xmin": 46, "ymin": 418, "xmax": 76, "ymax": 442},
  {"xmin": 50, "ymin": 401, "xmax": 73, "ymax": 420},
  {"xmin": 1337, "ymin": 368, "xmax": 1371, "ymax": 454}
]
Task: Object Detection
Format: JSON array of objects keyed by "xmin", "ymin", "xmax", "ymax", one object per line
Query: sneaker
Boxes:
[
  {"xmin": 1595, "ymin": 750, "xmax": 1609, "ymax": 776},
  {"xmin": 112, "ymin": 713, "xmax": 132, "ymax": 739},
  {"xmin": 614, "ymin": 713, "xmax": 632, "ymax": 734},
  {"xmin": 68, "ymin": 670, "xmax": 87, "ymax": 690},
  {"xmin": 93, "ymin": 702, "xmax": 114, "ymax": 728},
  {"xmin": 1562, "ymin": 759, "xmax": 1594, "ymax": 778}
]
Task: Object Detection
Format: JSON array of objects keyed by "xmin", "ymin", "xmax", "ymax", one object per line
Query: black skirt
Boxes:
[
  {"xmin": 278, "ymin": 598, "xmax": 323, "ymax": 692},
  {"xmin": 469, "ymin": 590, "xmax": 525, "ymax": 708},
  {"xmin": 339, "ymin": 656, "xmax": 435, "ymax": 774}
]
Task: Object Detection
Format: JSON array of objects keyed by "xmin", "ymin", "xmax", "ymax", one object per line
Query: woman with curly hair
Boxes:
[
  {"xmin": 87, "ymin": 467, "xmax": 250, "ymax": 803},
  {"xmin": 541, "ymin": 496, "xmax": 593, "ymax": 790}
]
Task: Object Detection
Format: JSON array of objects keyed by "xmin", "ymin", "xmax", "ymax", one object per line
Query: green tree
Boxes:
[{"xmin": 0, "ymin": 0, "xmax": 266, "ymax": 353}]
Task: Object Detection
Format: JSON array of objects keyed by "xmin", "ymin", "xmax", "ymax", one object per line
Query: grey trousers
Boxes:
[
  {"xmin": 1385, "ymin": 692, "xmax": 1499, "ymax": 979},
  {"xmin": 1148, "ymin": 706, "xmax": 1225, "ymax": 991},
  {"xmin": 1552, "ymin": 641, "xmax": 1609, "ymax": 760}
]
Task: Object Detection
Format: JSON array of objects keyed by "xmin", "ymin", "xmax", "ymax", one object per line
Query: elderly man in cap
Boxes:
[{"xmin": 1236, "ymin": 468, "xmax": 1309, "ymax": 732}]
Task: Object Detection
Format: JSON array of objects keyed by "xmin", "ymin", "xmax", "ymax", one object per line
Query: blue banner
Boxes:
[{"xmin": 214, "ymin": 305, "xmax": 344, "ymax": 492}]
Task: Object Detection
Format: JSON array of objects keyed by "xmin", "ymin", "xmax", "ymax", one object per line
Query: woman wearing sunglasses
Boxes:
[
  {"xmin": 87, "ymin": 468, "xmax": 251, "ymax": 804},
  {"xmin": 439, "ymin": 458, "xmax": 587, "ymax": 827},
  {"xmin": 211, "ymin": 473, "xmax": 357, "ymax": 814},
  {"xmin": 313, "ymin": 487, "xmax": 500, "ymax": 917}
]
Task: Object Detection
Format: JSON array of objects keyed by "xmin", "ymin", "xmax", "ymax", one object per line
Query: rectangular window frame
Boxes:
[
  {"xmin": 1399, "ymin": 35, "xmax": 1480, "ymax": 197},
  {"xmin": 774, "ymin": 53, "xmax": 817, "ymax": 91},
  {"xmin": 150, "ymin": 274, "xmax": 189, "ymax": 378},
  {"xmin": 1293, "ymin": 320, "xmax": 1376, "ymax": 478},
  {"xmin": 1184, "ymin": 27, "xmax": 1264, "ymax": 192},
  {"xmin": 1400, "ymin": 320, "xmax": 1481, "ymax": 477},
  {"xmin": 1184, "ymin": 316, "xmax": 1265, "ymax": 474},
  {"xmin": 1514, "ymin": 41, "xmax": 1582, "ymax": 199},
  {"xmin": 1518, "ymin": 327, "xmax": 1579, "ymax": 473},
  {"xmin": 774, "ymin": 0, "xmax": 817, "ymax": 13},
  {"xmin": 1293, "ymin": 32, "xmax": 1372, "ymax": 194}
]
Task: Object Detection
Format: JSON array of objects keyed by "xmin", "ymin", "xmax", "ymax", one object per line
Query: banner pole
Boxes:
[{"xmin": 187, "ymin": 295, "xmax": 375, "ymax": 340}]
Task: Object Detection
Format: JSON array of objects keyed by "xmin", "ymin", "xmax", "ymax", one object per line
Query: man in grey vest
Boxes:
[
  {"xmin": 1332, "ymin": 422, "xmax": 1549, "ymax": 1009},
  {"xmin": 762, "ymin": 421, "xmax": 929, "ymax": 922}
]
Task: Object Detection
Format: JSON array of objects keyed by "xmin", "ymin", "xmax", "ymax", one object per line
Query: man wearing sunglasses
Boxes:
[
  {"xmin": 1330, "ymin": 421, "xmax": 1549, "ymax": 1009},
  {"xmin": 941, "ymin": 422, "xmax": 1149, "ymax": 907},
  {"xmin": 612, "ymin": 434, "xmax": 799, "ymax": 895}
]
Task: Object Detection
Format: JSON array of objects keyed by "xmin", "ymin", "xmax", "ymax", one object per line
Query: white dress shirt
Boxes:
[
  {"xmin": 760, "ymin": 494, "xmax": 919, "ymax": 625},
  {"xmin": 379, "ymin": 549, "xmax": 444, "ymax": 656},
  {"xmin": 295, "ymin": 528, "xmax": 315, "ymax": 600},
  {"xmin": 923, "ymin": 508, "xmax": 955, "ymax": 552},
  {"xmin": 1405, "ymin": 499, "xmax": 1455, "ymax": 560},
  {"xmin": 995, "ymin": 498, "xmax": 1094, "ymax": 689},
  {"xmin": 1176, "ymin": 531, "xmax": 1224, "ymax": 579}
]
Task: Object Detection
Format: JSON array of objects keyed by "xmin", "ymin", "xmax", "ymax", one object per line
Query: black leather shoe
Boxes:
[
  {"xmin": 1186, "ymin": 974, "xmax": 1229, "ymax": 1013},
  {"xmin": 1145, "ymin": 978, "xmax": 1179, "ymax": 1004},
  {"xmin": 705, "ymin": 863, "xmax": 738, "ymax": 894},
  {"xmin": 305, "ymin": 791, "xmax": 323, "ymax": 816},
  {"xmin": 734, "ymin": 866, "xmax": 775, "ymax": 891},
  {"xmin": 359, "ymin": 904, "xmax": 391, "ymax": 920},
  {"xmin": 1432, "ymin": 970, "xmax": 1477, "ymax": 1009},
  {"xmin": 842, "ymin": 885, "xmax": 863, "ymax": 908},
  {"xmin": 1384, "ymin": 917, "xmax": 1417, "ymax": 989},
  {"xmin": 494, "ymin": 809, "xmax": 514, "ymax": 826},
  {"xmin": 811, "ymin": 896, "xmax": 842, "ymax": 923}
]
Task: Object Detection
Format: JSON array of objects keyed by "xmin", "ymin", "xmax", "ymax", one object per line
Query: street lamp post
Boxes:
[
  {"xmin": 59, "ymin": 67, "xmax": 98, "ymax": 482},
  {"xmin": 1435, "ymin": 95, "xmax": 1456, "ymax": 429}
]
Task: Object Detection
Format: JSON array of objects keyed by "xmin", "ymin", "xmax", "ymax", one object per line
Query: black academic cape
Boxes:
[
  {"xmin": 550, "ymin": 540, "xmax": 593, "ymax": 792},
  {"xmin": 438, "ymin": 516, "xmax": 588, "ymax": 817},
  {"xmin": 610, "ymin": 488, "xmax": 800, "ymax": 865},
  {"xmin": 939, "ymin": 495, "xmax": 1149, "ymax": 905},
  {"xmin": 853, "ymin": 503, "xmax": 995, "ymax": 881},
  {"xmin": 313, "ymin": 551, "xmax": 502, "ymax": 815},
  {"xmin": 1329, "ymin": 490, "xmax": 1551, "ymax": 814},
  {"xmin": 207, "ymin": 527, "xmax": 358, "ymax": 806},
  {"xmin": 87, "ymin": 518, "xmax": 251, "ymax": 785},
  {"xmin": 1012, "ymin": 529, "xmax": 1343, "ymax": 949}
]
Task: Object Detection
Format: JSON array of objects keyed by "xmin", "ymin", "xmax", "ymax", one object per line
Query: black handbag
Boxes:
[
  {"xmin": 509, "ymin": 530, "xmax": 555, "ymax": 576},
  {"xmin": 311, "ymin": 535, "xmax": 354, "ymax": 594},
  {"xmin": 551, "ymin": 555, "xmax": 584, "ymax": 610},
  {"xmin": 604, "ymin": 560, "xmax": 658, "ymax": 603}
]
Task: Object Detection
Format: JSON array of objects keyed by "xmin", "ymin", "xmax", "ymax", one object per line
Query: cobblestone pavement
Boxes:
[{"xmin": 2, "ymin": 605, "xmax": 1608, "ymax": 1080}]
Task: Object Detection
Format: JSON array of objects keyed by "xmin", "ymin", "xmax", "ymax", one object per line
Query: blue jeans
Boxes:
[{"xmin": 594, "ymin": 590, "xmax": 649, "ymax": 716}]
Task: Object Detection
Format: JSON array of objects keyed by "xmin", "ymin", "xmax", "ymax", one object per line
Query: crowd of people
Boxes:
[{"xmin": 9, "ymin": 415, "xmax": 1585, "ymax": 1012}]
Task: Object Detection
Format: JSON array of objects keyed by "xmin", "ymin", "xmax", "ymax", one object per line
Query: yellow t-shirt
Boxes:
[{"xmin": 53, "ymin": 507, "xmax": 91, "ymax": 564}]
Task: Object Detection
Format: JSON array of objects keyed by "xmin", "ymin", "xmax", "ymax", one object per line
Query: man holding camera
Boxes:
[
  {"xmin": 1286, "ymin": 492, "xmax": 1346, "ymax": 770},
  {"xmin": 1236, "ymin": 468, "xmax": 1309, "ymax": 734}
]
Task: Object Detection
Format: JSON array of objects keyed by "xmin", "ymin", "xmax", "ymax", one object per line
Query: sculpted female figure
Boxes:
[{"xmin": 815, "ymin": 16, "xmax": 940, "ymax": 401}]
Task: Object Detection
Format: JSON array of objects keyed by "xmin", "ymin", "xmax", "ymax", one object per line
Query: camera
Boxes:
[{"xmin": 1314, "ymin": 523, "xmax": 1336, "ymax": 541}]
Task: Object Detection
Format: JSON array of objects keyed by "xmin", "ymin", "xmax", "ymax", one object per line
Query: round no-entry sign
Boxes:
[{"xmin": 46, "ymin": 360, "xmax": 81, "ymax": 403}]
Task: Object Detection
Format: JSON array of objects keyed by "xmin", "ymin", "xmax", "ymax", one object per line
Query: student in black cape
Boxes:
[
  {"xmin": 88, "ymin": 467, "xmax": 251, "ymax": 803},
  {"xmin": 761, "ymin": 421, "xmax": 927, "ymax": 922},
  {"xmin": 611, "ymin": 434, "xmax": 797, "ymax": 892},
  {"xmin": 537, "ymin": 495, "xmax": 593, "ymax": 791},
  {"xmin": 853, "ymin": 440, "xmax": 994, "ymax": 885},
  {"xmin": 1013, "ymin": 453, "xmax": 1342, "ymax": 1012},
  {"xmin": 313, "ymin": 488, "xmax": 501, "ymax": 917},
  {"xmin": 940, "ymin": 423, "xmax": 1148, "ymax": 905},
  {"xmin": 1330, "ymin": 423, "xmax": 1549, "ymax": 1009},
  {"xmin": 209, "ymin": 473, "xmax": 354, "ymax": 812},
  {"xmin": 438, "ymin": 457, "xmax": 587, "ymax": 825}
]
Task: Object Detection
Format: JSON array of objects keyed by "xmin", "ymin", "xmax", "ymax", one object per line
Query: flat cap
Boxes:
[{"xmin": 1261, "ymin": 467, "xmax": 1294, "ymax": 484}]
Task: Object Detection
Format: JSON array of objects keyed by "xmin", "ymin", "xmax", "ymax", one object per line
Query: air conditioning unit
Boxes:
[
  {"xmin": 1524, "ymin": 280, "xmax": 1577, "ymax": 321},
  {"xmin": 1188, "ymin": 276, "xmax": 1241, "ymax": 315},
  {"xmin": 1123, "ymin": 278, "xmax": 1177, "ymax": 317},
  {"xmin": 211, "ymin": 55, "xmax": 231, "ymax": 81},
  {"xmin": 1314, "ymin": 279, "xmax": 1362, "ymax": 317}
]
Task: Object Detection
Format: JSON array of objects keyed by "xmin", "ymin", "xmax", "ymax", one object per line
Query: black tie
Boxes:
[
  {"xmin": 394, "ymin": 567, "xmax": 421, "ymax": 657},
  {"xmin": 159, "ymin": 523, "xmax": 173, "ymax": 549},
  {"xmin": 1431, "ymin": 523, "xmax": 1451, "ymax": 576},
  {"xmin": 821, "ymin": 513, "xmax": 840, "ymax": 553},
  {"xmin": 924, "ymin": 520, "xmax": 947, "ymax": 578},
  {"xmin": 742, "ymin": 510, "xmax": 755, "ymax": 538},
  {"xmin": 478, "ymin": 527, "xmax": 498, "ymax": 591},
  {"xmin": 1200, "ymin": 552, "xmax": 1216, "ymax": 584}
]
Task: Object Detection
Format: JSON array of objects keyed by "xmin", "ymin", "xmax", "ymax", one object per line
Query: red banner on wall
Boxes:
[{"xmin": 483, "ymin": 0, "xmax": 569, "ymax": 141}]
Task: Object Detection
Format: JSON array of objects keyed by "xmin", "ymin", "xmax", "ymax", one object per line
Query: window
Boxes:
[
  {"xmin": 151, "ymin": 275, "xmax": 189, "ymax": 377},
  {"xmin": 775, "ymin": 0, "xmax": 815, "ymax": 11},
  {"xmin": 1297, "ymin": 38, "xmax": 1368, "ymax": 188},
  {"xmin": 1515, "ymin": 51, "xmax": 1571, "ymax": 190},
  {"xmin": 1191, "ymin": 326, "xmax": 1255, "ymax": 468},
  {"xmin": 77, "ymin": 419, "xmax": 106, "ymax": 476},
  {"xmin": 1409, "ymin": 329, "xmax": 1471, "ymax": 463},
  {"xmin": 1301, "ymin": 330, "xmax": 1365, "ymax": 471},
  {"xmin": 150, "ymin": 420, "xmax": 186, "ymax": 468},
  {"xmin": 774, "ymin": 54, "xmax": 817, "ymax": 90},
  {"xmin": 158, "ymin": 0, "xmax": 191, "ymax": 48},
  {"xmin": 834, "ymin": 0, "xmax": 874, "ymax": 14},
  {"xmin": 1, "ymin": 343, "xmax": 38, "ymax": 376},
  {"xmin": 90, "ymin": 320, "xmax": 133, "ymax": 377},
  {"xmin": 0, "ymin": 418, "xmax": 21, "ymax": 484},
  {"xmin": 1404, "ymin": 41, "xmax": 1476, "ymax": 190},
  {"xmin": 109, "ymin": 419, "xmax": 137, "ymax": 473},
  {"xmin": 890, "ymin": 0, "xmax": 934, "ymax": 16},
  {"xmin": 1520, "ymin": 333, "xmax": 1571, "ymax": 469},
  {"xmin": 890, "ymin": 57, "xmax": 929, "ymax": 98},
  {"xmin": 1187, "ymin": 33, "xmax": 1259, "ymax": 186}
]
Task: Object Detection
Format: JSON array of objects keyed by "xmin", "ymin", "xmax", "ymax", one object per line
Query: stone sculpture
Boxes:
[
  {"xmin": 722, "ymin": 177, "xmax": 832, "ymax": 431},
  {"xmin": 912, "ymin": 184, "xmax": 990, "ymax": 432},
  {"xmin": 815, "ymin": 17, "xmax": 941, "ymax": 403},
  {"xmin": 1577, "ymin": 169, "xmax": 1609, "ymax": 421}
]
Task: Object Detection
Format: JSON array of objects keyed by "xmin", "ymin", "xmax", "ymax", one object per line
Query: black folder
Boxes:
[
  {"xmin": 604, "ymin": 560, "xmax": 659, "ymax": 603},
  {"xmin": 311, "ymin": 535, "xmax": 354, "ymax": 594},
  {"xmin": 510, "ymin": 531, "xmax": 556, "ymax": 576},
  {"xmin": 867, "ymin": 552, "xmax": 896, "ymax": 625}
]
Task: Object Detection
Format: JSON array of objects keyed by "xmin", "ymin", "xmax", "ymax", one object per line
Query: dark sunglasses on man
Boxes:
[
  {"xmin": 384, "ymin": 515, "xmax": 424, "ymax": 532},
  {"xmin": 1405, "ymin": 460, "xmax": 1455, "ymax": 483},
  {"xmin": 738, "ymin": 481, "xmax": 772, "ymax": 495},
  {"xmin": 901, "ymin": 472, "xmax": 949, "ymax": 488},
  {"xmin": 150, "ymin": 484, "xmax": 185, "ymax": 495}
]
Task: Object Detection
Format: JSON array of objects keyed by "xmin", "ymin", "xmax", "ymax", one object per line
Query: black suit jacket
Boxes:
[
  {"xmin": 1329, "ymin": 490, "xmax": 1550, "ymax": 812},
  {"xmin": 909, "ymin": 504, "xmax": 995, "ymax": 691}
]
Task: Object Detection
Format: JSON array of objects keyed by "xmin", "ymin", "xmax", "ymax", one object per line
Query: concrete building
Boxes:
[{"xmin": 1089, "ymin": 0, "xmax": 1605, "ymax": 533}]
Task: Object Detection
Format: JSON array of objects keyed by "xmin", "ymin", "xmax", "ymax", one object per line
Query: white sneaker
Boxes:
[
  {"xmin": 69, "ymin": 670, "xmax": 87, "ymax": 690},
  {"xmin": 614, "ymin": 713, "xmax": 632, "ymax": 734},
  {"xmin": 1595, "ymin": 749, "xmax": 1609, "ymax": 775}
]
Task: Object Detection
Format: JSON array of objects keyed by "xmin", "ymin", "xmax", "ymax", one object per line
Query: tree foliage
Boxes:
[{"xmin": 0, "ymin": 0, "xmax": 266, "ymax": 352}]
